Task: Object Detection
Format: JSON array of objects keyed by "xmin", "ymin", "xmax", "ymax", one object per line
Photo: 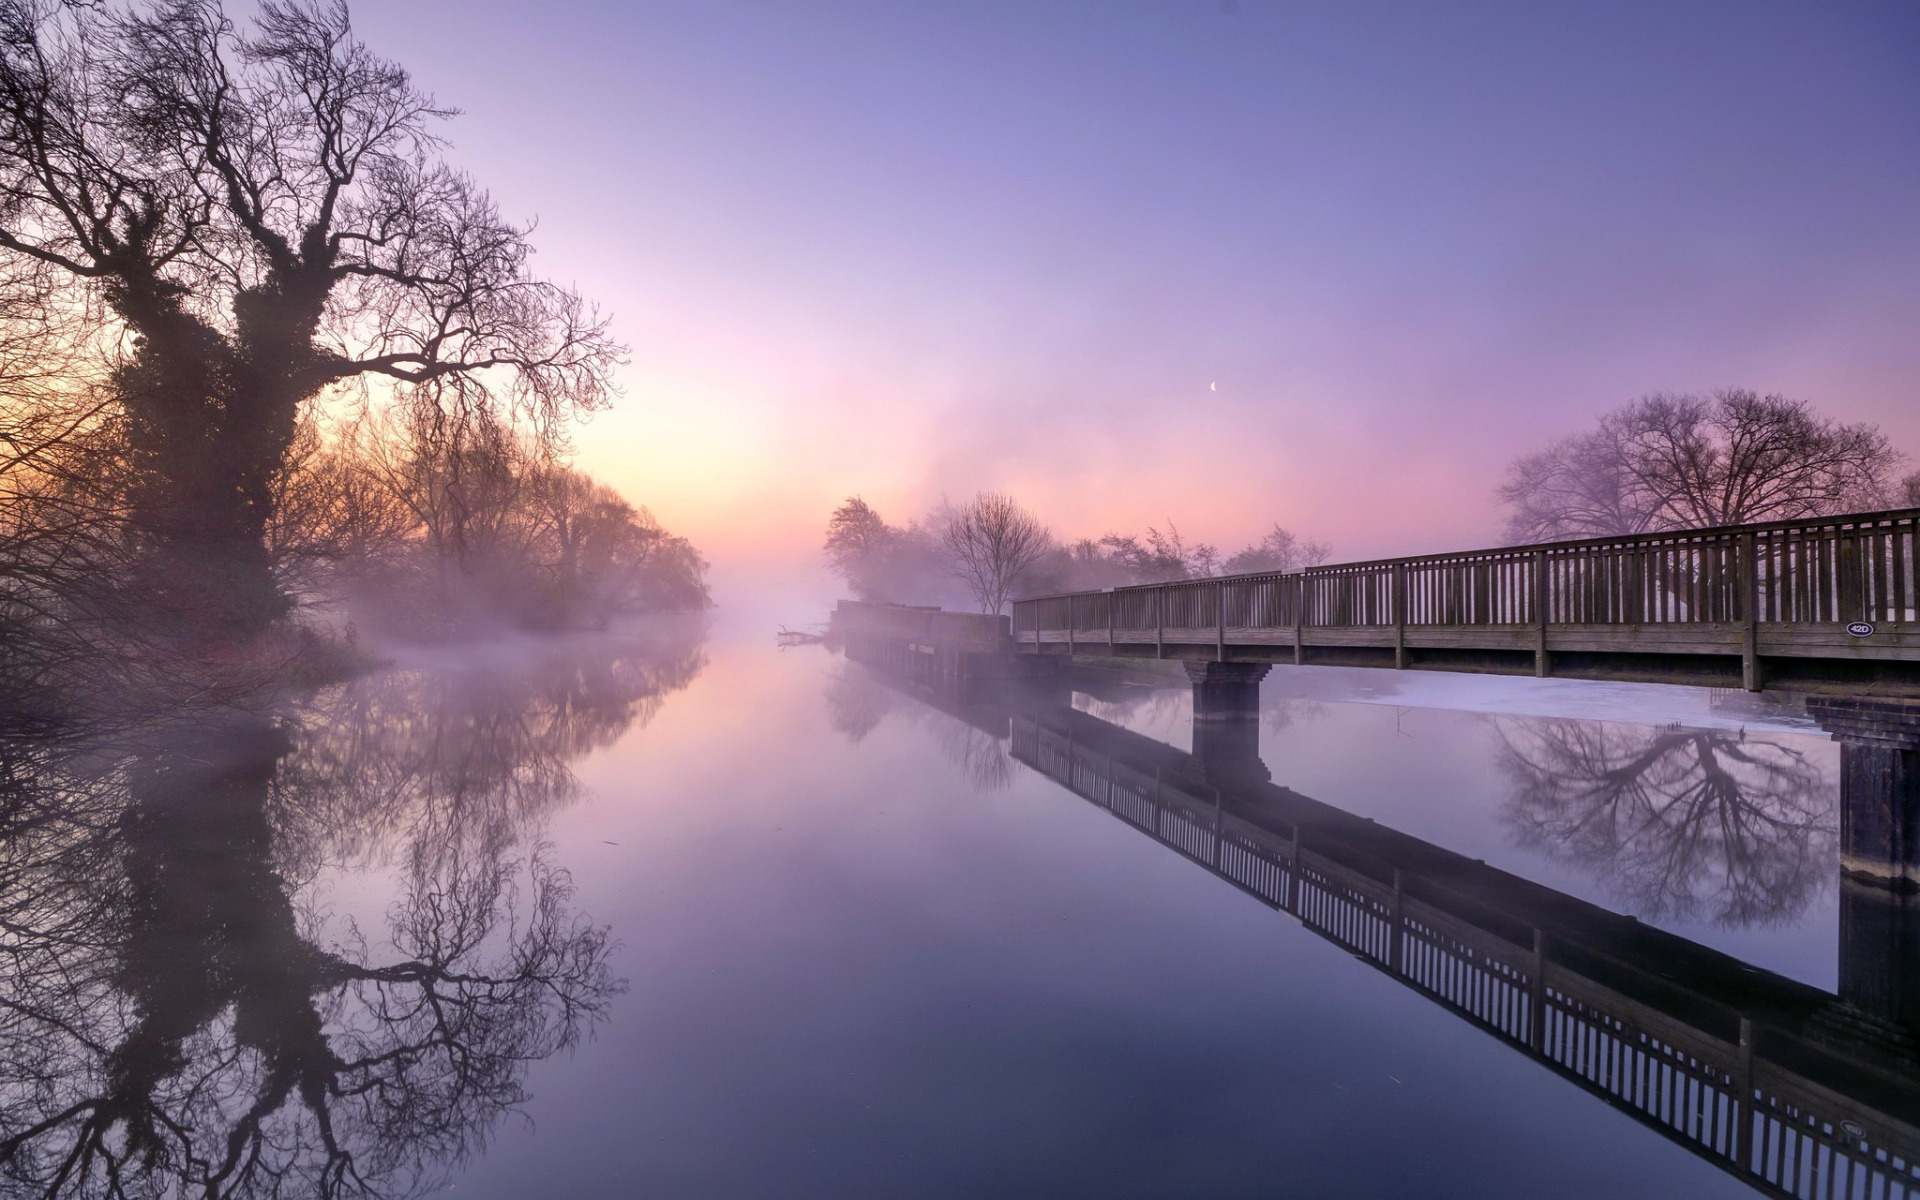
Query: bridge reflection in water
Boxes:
[{"xmin": 851, "ymin": 649, "xmax": 1920, "ymax": 1200}]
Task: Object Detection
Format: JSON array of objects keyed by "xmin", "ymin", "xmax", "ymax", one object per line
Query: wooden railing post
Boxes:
[
  {"xmin": 1216, "ymin": 579, "xmax": 1226, "ymax": 662},
  {"xmin": 1155, "ymin": 586, "xmax": 1165, "ymax": 659},
  {"xmin": 1107, "ymin": 590, "xmax": 1115, "ymax": 650},
  {"xmin": 1286, "ymin": 824, "xmax": 1301, "ymax": 911},
  {"xmin": 1530, "ymin": 929, "xmax": 1548, "ymax": 1052},
  {"xmin": 1839, "ymin": 529, "xmax": 1864, "ymax": 623},
  {"xmin": 1393, "ymin": 562, "xmax": 1407, "ymax": 670},
  {"xmin": 1389, "ymin": 868, "xmax": 1404, "ymax": 972},
  {"xmin": 1066, "ymin": 593, "xmax": 1074, "ymax": 657},
  {"xmin": 1293, "ymin": 573, "xmax": 1306, "ymax": 665},
  {"xmin": 1533, "ymin": 550, "xmax": 1550, "ymax": 678},
  {"xmin": 1741, "ymin": 532, "xmax": 1761, "ymax": 691},
  {"xmin": 1734, "ymin": 1017, "xmax": 1755, "ymax": 1172}
]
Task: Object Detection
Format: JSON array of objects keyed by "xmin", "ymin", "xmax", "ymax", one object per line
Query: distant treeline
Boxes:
[
  {"xmin": 825, "ymin": 493, "xmax": 1329, "ymax": 614},
  {"xmin": 4, "ymin": 385, "xmax": 711, "ymax": 722},
  {"xmin": 830, "ymin": 390, "xmax": 1920, "ymax": 619},
  {"xmin": 273, "ymin": 411, "xmax": 710, "ymax": 638}
]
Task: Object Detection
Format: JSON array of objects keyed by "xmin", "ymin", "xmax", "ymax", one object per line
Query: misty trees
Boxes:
[
  {"xmin": 1107, "ymin": 523, "xmax": 1218, "ymax": 582},
  {"xmin": 824, "ymin": 497, "xmax": 895, "ymax": 599},
  {"xmin": 0, "ymin": 0, "xmax": 618, "ymax": 633},
  {"xmin": 277, "ymin": 418, "xmax": 708, "ymax": 635},
  {"xmin": 940, "ymin": 491, "xmax": 1050, "ymax": 615},
  {"xmin": 1221, "ymin": 524, "xmax": 1331, "ymax": 575},
  {"xmin": 1498, "ymin": 390, "xmax": 1905, "ymax": 542},
  {"xmin": 1043, "ymin": 523, "xmax": 1326, "ymax": 589},
  {"xmin": 820, "ymin": 495, "xmax": 947, "ymax": 605},
  {"xmin": 822, "ymin": 494, "xmax": 1334, "ymax": 608}
]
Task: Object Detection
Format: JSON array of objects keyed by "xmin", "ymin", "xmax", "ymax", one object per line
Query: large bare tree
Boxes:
[
  {"xmin": 1498, "ymin": 390, "xmax": 1904, "ymax": 542},
  {"xmin": 940, "ymin": 491, "xmax": 1049, "ymax": 615},
  {"xmin": 0, "ymin": 0, "xmax": 619, "ymax": 632}
]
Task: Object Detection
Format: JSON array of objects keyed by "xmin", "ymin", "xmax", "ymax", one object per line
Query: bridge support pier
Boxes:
[
  {"xmin": 1810, "ymin": 698, "xmax": 1920, "ymax": 891},
  {"xmin": 1186, "ymin": 661, "xmax": 1270, "ymax": 785},
  {"xmin": 1837, "ymin": 879, "xmax": 1920, "ymax": 1032}
]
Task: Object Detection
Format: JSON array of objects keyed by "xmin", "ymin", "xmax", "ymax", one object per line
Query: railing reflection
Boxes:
[{"xmin": 839, "ymin": 646, "xmax": 1920, "ymax": 1200}]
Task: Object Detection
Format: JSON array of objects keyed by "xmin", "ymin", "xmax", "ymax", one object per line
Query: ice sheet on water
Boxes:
[{"xmin": 1259, "ymin": 664, "xmax": 1820, "ymax": 736}]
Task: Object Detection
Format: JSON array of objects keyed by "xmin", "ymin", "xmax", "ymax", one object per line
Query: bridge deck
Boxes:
[{"xmin": 1012, "ymin": 507, "xmax": 1920, "ymax": 693}]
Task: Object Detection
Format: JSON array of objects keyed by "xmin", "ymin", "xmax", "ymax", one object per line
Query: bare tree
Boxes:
[
  {"xmin": 939, "ymin": 491, "xmax": 1050, "ymax": 615},
  {"xmin": 1498, "ymin": 390, "xmax": 1905, "ymax": 542},
  {"xmin": 0, "ymin": 0, "xmax": 620, "ymax": 633}
]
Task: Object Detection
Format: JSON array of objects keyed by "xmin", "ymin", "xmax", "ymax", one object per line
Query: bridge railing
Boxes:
[{"xmin": 1012, "ymin": 507, "xmax": 1920, "ymax": 649}]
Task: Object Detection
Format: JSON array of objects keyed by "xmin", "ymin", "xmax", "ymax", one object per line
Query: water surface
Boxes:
[{"xmin": 0, "ymin": 622, "xmax": 1881, "ymax": 1197}]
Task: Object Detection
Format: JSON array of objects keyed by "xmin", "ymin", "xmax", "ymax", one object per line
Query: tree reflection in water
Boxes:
[
  {"xmin": 0, "ymin": 626, "xmax": 705, "ymax": 1198},
  {"xmin": 823, "ymin": 660, "xmax": 1021, "ymax": 792},
  {"xmin": 933, "ymin": 717, "xmax": 1019, "ymax": 793},
  {"xmin": 822, "ymin": 659, "xmax": 895, "ymax": 744},
  {"xmin": 1495, "ymin": 718, "xmax": 1835, "ymax": 929}
]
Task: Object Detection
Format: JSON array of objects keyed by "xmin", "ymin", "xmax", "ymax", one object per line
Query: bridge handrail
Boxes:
[
  {"xmin": 1013, "ymin": 505, "xmax": 1920, "ymax": 642},
  {"xmin": 1014, "ymin": 504, "xmax": 1920, "ymax": 604}
]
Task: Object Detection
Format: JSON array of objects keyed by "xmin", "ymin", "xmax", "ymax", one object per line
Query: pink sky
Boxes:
[{"xmin": 351, "ymin": 2, "xmax": 1920, "ymax": 613}]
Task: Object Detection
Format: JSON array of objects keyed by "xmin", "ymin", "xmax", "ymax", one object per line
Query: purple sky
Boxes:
[{"xmin": 353, "ymin": 1, "xmax": 1920, "ymax": 600}]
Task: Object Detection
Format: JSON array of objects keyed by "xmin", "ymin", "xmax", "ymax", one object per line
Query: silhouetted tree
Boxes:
[
  {"xmin": 0, "ymin": 0, "xmax": 619, "ymax": 633},
  {"xmin": 1499, "ymin": 390, "xmax": 1904, "ymax": 542},
  {"xmin": 1495, "ymin": 718, "xmax": 1834, "ymax": 927},
  {"xmin": 824, "ymin": 497, "xmax": 893, "ymax": 598},
  {"xmin": 940, "ymin": 491, "xmax": 1050, "ymax": 615},
  {"xmin": 820, "ymin": 496, "xmax": 951, "ymax": 605}
]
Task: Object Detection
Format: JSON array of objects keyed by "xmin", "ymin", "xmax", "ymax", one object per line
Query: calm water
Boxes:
[{"xmin": 2, "ymin": 618, "xmax": 1888, "ymax": 1197}]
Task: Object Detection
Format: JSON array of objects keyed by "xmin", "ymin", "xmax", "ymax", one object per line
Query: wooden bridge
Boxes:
[{"xmin": 1012, "ymin": 507, "xmax": 1920, "ymax": 693}]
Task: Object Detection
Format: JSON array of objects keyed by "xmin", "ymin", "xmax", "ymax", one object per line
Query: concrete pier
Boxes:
[
  {"xmin": 1185, "ymin": 661, "xmax": 1271, "ymax": 784},
  {"xmin": 1810, "ymin": 697, "xmax": 1920, "ymax": 890}
]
